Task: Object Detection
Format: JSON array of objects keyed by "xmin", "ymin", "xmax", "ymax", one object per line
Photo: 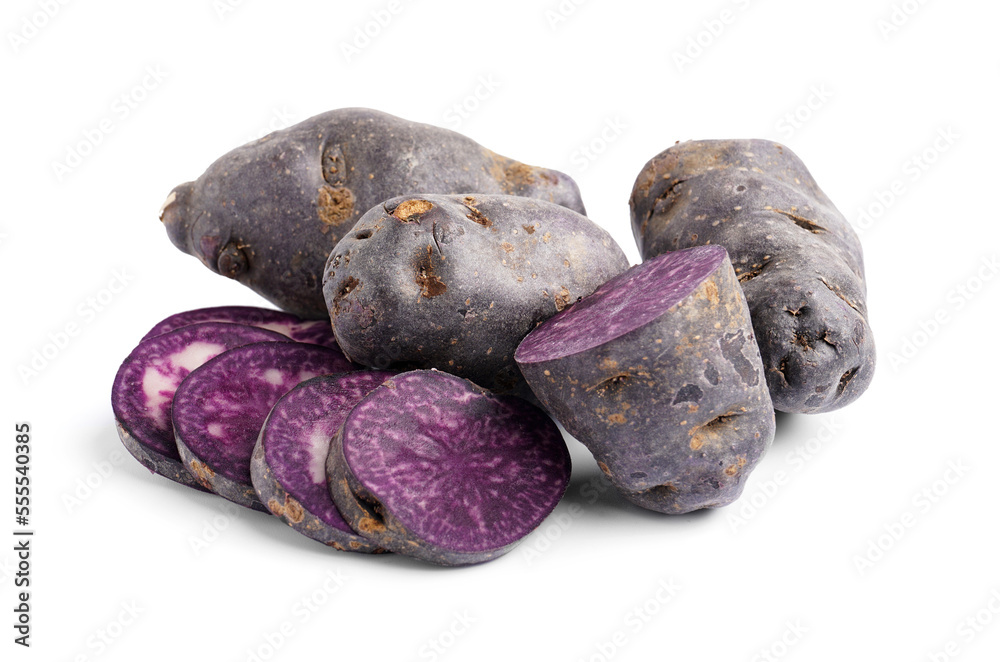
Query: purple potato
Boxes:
[
  {"xmin": 250, "ymin": 371, "xmax": 395, "ymax": 553},
  {"xmin": 323, "ymin": 194, "xmax": 629, "ymax": 396},
  {"xmin": 143, "ymin": 305, "xmax": 337, "ymax": 349},
  {"xmin": 112, "ymin": 322, "xmax": 288, "ymax": 490},
  {"xmin": 161, "ymin": 108, "xmax": 587, "ymax": 319},
  {"xmin": 516, "ymin": 246, "xmax": 774, "ymax": 514},
  {"xmin": 629, "ymin": 139, "xmax": 875, "ymax": 413},
  {"xmin": 172, "ymin": 342, "xmax": 355, "ymax": 510},
  {"xmin": 326, "ymin": 370, "xmax": 571, "ymax": 566}
]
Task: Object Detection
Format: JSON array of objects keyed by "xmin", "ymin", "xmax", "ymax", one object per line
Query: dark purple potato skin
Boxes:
[
  {"xmin": 516, "ymin": 247, "xmax": 774, "ymax": 514},
  {"xmin": 629, "ymin": 139, "xmax": 875, "ymax": 414},
  {"xmin": 111, "ymin": 322, "xmax": 288, "ymax": 490},
  {"xmin": 250, "ymin": 372, "xmax": 394, "ymax": 553},
  {"xmin": 323, "ymin": 194, "xmax": 629, "ymax": 397},
  {"xmin": 172, "ymin": 342, "xmax": 355, "ymax": 510},
  {"xmin": 160, "ymin": 108, "xmax": 587, "ymax": 319},
  {"xmin": 142, "ymin": 305, "xmax": 338, "ymax": 349},
  {"xmin": 327, "ymin": 370, "xmax": 571, "ymax": 566}
]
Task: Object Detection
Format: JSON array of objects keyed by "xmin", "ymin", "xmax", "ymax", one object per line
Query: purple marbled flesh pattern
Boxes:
[
  {"xmin": 516, "ymin": 246, "xmax": 726, "ymax": 363},
  {"xmin": 341, "ymin": 370, "xmax": 571, "ymax": 553},
  {"xmin": 112, "ymin": 323, "xmax": 288, "ymax": 459},
  {"xmin": 142, "ymin": 306, "xmax": 338, "ymax": 349},
  {"xmin": 173, "ymin": 342, "xmax": 356, "ymax": 483},
  {"xmin": 262, "ymin": 372, "xmax": 394, "ymax": 532}
]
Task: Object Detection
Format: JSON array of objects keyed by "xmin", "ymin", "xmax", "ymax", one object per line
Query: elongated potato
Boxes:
[
  {"xmin": 161, "ymin": 108, "xmax": 586, "ymax": 318},
  {"xmin": 629, "ymin": 139, "xmax": 875, "ymax": 413},
  {"xmin": 323, "ymin": 194, "xmax": 629, "ymax": 396}
]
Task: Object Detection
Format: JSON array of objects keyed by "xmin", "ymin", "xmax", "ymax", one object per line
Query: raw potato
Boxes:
[
  {"xmin": 172, "ymin": 342, "xmax": 355, "ymax": 510},
  {"xmin": 160, "ymin": 108, "xmax": 587, "ymax": 319},
  {"xmin": 111, "ymin": 322, "xmax": 288, "ymax": 490},
  {"xmin": 629, "ymin": 139, "xmax": 875, "ymax": 413},
  {"xmin": 250, "ymin": 371, "xmax": 395, "ymax": 553},
  {"xmin": 323, "ymin": 193, "xmax": 629, "ymax": 396},
  {"xmin": 142, "ymin": 305, "xmax": 338, "ymax": 349},
  {"xmin": 516, "ymin": 246, "xmax": 774, "ymax": 514},
  {"xmin": 326, "ymin": 370, "xmax": 571, "ymax": 566}
]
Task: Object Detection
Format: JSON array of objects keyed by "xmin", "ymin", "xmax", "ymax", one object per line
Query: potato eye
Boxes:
[{"xmin": 217, "ymin": 242, "xmax": 248, "ymax": 278}]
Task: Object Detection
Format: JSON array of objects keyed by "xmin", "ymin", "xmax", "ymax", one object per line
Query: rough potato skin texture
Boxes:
[
  {"xmin": 323, "ymin": 194, "xmax": 629, "ymax": 396},
  {"xmin": 516, "ymin": 249, "xmax": 775, "ymax": 514},
  {"xmin": 250, "ymin": 442, "xmax": 385, "ymax": 554},
  {"xmin": 161, "ymin": 108, "xmax": 587, "ymax": 319},
  {"xmin": 629, "ymin": 139, "xmax": 875, "ymax": 413}
]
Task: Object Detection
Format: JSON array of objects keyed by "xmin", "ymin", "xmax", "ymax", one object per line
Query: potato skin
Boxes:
[
  {"xmin": 516, "ymin": 249, "xmax": 774, "ymax": 514},
  {"xmin": 629, "ymin": 139, "xmax": 875, "ymax": 413},
  {"xmin": 161, "ymin": 108, "xmax": 587, "ymax": 319},
  {"xmin": 323, "ymin": 194, "xmax": 629, "ymax": 396}
]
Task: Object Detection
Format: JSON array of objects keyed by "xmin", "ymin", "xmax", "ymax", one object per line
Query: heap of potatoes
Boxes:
[{"xmin": 113, "ymin": 107, "xmax": 875, "ymax": 565}]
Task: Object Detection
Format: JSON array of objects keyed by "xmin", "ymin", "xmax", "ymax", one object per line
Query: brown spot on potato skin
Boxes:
[
  {"xmin": 554, "ymin": 287, "xmax": 572, "ymax": 311},
  {"xmin": 317, "ymin": 186, "xmax": 355, "ymax": 226},
  {"xmin": 522, "ymin": 224, "xmax": 536, "ymax": 234},
  {"xmin": 462, "ymin": 197, "xmax": 492, "ymax": 227},
  {"xmin": 357, "ymin": 516, "xmax": 386, "ymax": 534},
  {"xmin": 501, "ymin": 241, "xmax": 514, "ymax": 253},
  {"xmin": 687, "ymin": 412, "xmax": 740, "ymax": 452},
  {"xmin": 189, "ymin": 460, "xmax": 215, "ymax": 489},
  {"xmin": 607, "ymin": 413, "xmax": 626, "ymax": 424},
  {"xmin": 774, "ymin": 209, "xmax": 827, "ymax": 234},
  {"xmin": 283, "ymin": 495, "xmax": 305, "ymax": 523},
  {"xmin": 736, "ymin": 261, "xmax": 769, "ymax": 283},
  {"xmin": 415, "ymin": 246, "xmax": 447, "ymax": 298},
  {"xmin": 598, "ymin": 461, "xmax": 611, "ymax": 475},
  {"xmin": 504, "ymin": 161, "xmax": 539, "ymax": 188},
  {"xmin": 392, "ymin": 199, "xmax": 434, "ymax": 222},
  {"xmin": 702, "ymin": 280, "xmax": 720, "ymax": 305},
  {"xmin": 267, "ymin": 498, "xmax": 285, "ymax": 517}
]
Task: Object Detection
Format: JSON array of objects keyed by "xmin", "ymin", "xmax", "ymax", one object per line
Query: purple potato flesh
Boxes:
[
  {"xmin": 142, "ymin": 305, "xmax": 337, "ymax": 349},
  {"xmin": 516, "ymin": 246, "xmax": 775, "ymax": 514},
  {"xmin": 111, "ymin": 322, "xmax": 288, "ymax": 489},
  {"xmin": 629, "ymin": 139, "xmax": 875, "ymax": 413},
  {"xmin": 327, "ymin": 370, "xmax": 571, "ymax": 566},
  {"xmin": 161, "ymin": 108, "xmax": 587, "ymax": 319},
  {"xmin": 250, "ymin": 371, "xmax": 394, "ymax": 553},
  {"xmin": 323, "ymin": 193, "xmax": 629, "ymax": 396},
  {"xmin": 172, "ymin": 342, "xmax": 355, "ymax": 510}
]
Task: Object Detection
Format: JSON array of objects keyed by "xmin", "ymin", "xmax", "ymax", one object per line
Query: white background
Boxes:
[{"xmin": 3, "ymin": 0, "xmax": 999, "ymax": 660}]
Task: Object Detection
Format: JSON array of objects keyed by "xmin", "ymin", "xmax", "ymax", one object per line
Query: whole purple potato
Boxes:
[
  {"xmin": 323, "ymin": 194, "xmax": 629, "ymax": 396},
  {"xmin": 629, "ymin": 139, "xmax": 875, "ymax": 413},
  {"xmin": 160, "ymin": 108, "xmax": 586, "ymax": 319},
  {"xmin": 516, "ymin": 246, "xmax": 774, "ymax": 514}
]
